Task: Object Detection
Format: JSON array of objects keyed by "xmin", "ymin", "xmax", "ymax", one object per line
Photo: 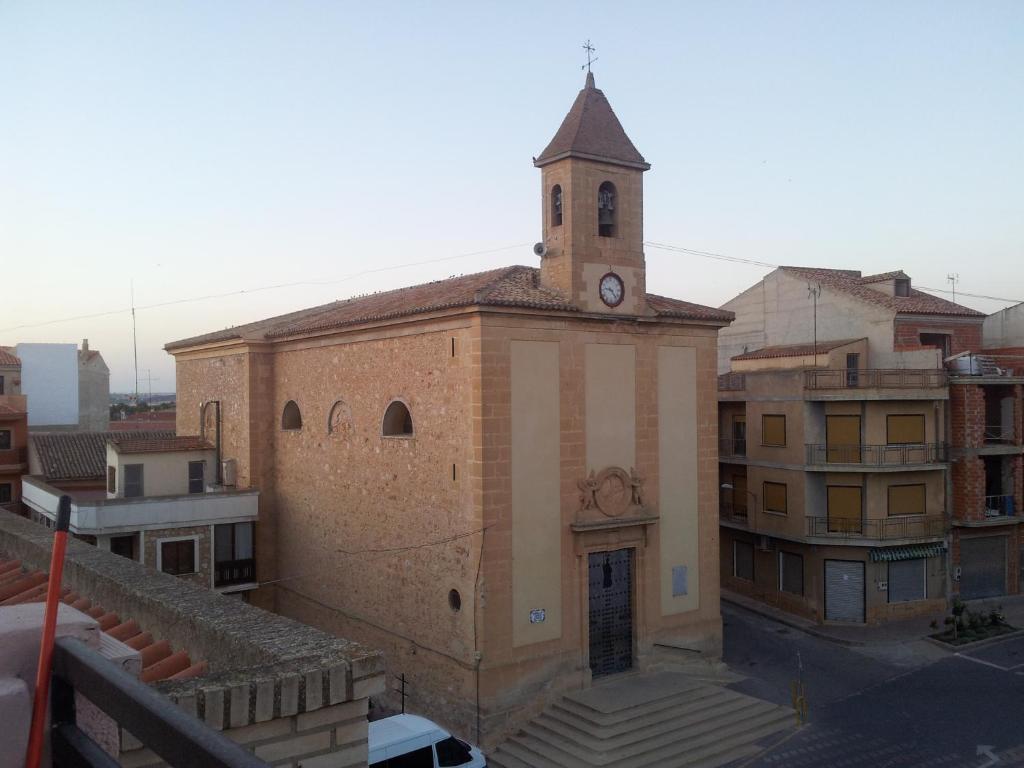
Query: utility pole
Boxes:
[{"xmin": 131, "ymin": 280, "xmax": 139, "ymax": 405}]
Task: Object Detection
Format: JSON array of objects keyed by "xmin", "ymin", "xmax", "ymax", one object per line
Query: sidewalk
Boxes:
[{"xmin": 722, "ymin": 589, "xmax": 1024, "ymax": 647}]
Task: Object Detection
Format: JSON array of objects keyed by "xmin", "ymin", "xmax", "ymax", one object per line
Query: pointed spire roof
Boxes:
[{"xmin": 535, "ymin": 72, "xmax": 650, "ymax": 170}]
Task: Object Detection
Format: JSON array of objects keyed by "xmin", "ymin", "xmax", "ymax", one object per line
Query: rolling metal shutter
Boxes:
[
  {"xmin": 734, "ymin": 541, "xmax": 754, "ymax": 581},
  {"xmin": 960, "ymin": 536, "xmax": 1007, "ymax": 600},
  {"xmin": 825, "ymin": 560, "xmax": 865, "ymax": 622},
  {"xmin": 888, "ymin": 558, "xmax": 926, "ymax": 603}
]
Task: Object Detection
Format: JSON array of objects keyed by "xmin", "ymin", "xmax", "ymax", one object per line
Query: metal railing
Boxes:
[
  {"xmin": 804, "ymin": 368, "xmax": 946, "ymax": 390},
  {"xmin": 719, "ymin": 501, "xmax": 749, "ymax": 524},
  {"xmin": 984, "ymin": 425, "xmax": 1016, "ymax": 444},
  {"xmin": 806, "ymin": 515, "xmax": 945, "ymax": 540},
  {"xmin": 984, "ymin": 494, "xmax": 1017, "ymax": 518},
  {"xmin": 718, "ymin": 372, "xmax": 746, "ymax": 391},
  {"xmin": 51, "ymin": 636, "xmax": 268, "ymax": 767},
  {"xmin": 214, "ymin": 558, "xmax": 256, "ymax": 588},
  {"xmin": 720, "ymin": 438, "xmax": 747, "ymax": 458},
  {"xmin": 805, "ymin": 443, "xmax": 947, "ymax": 466}
]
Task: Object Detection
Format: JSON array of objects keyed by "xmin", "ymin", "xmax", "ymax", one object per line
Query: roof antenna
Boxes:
[
  {"xmin": 582, "ymin": 40, "xmax": 598, "ymax": 73},
  {"xmin": 947, "ymin": 273, "xmax": 959, "ymax": 303}
]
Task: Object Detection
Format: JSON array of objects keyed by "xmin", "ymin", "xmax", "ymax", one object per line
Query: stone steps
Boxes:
[{"xmin": 488, "ymin": 674, "xmax": 793, "ymax": 768}]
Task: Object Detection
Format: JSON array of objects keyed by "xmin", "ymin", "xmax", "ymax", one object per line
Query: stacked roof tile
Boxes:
[
  {"xmin": 166, "ymin": 265, "xmax": 733, "ymax": 350},
  {"xmin": 732, "ymin": 338, "xmax": 865, "ymax": 361},
  {"xmin": 0, "ymin": 557, "xmax": 206, "ymax": 682},
  {"xmin": 32, "ymin": 430, "xmax": 175, "ymax": 482},
  {"xmin": 780, "ymin": 267, "xmax": 984, "ymax": 317},
  {"xmin": 110, "ymin": 436, "xmax": 213, "ymax": 454}
]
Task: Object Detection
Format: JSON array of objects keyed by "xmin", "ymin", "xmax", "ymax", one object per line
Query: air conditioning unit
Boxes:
[
  {"xmin": 758, "ymin": 535, "xmax": 773, "ymax": 553},
  {"xmin": 221, "ymin": 458, "xmax": 238, "ymax": 487}
]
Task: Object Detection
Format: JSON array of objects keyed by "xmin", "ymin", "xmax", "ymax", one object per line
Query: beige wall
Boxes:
[
  {"xmin": 510, "ymin": 341, "xmax": 562, "ymax": 646},
  {"xmin": 657, "ymin": 346, "xmax": 699, "ymax": 615},
  {"xmin": 107, "ymin": 446, "xmax": 216, "ymax": 498},
  {"xmin": 584, "ymin": 343, "xmax": 636, "ymax": 472}
]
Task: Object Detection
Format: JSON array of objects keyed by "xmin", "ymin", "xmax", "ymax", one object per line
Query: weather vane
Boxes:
[{"xmin": 582, "ymin": 40, "xmax": 598, "ymax": 72}]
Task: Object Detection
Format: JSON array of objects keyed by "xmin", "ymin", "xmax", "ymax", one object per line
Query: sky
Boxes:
[{"xmin": 1, "ymin": 1, "xmax": 1021, "ymax": 393}]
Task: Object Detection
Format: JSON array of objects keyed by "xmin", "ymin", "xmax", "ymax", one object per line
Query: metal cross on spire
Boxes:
[{"xmin": 582, "ymin": 40, "xmax": 598, "ymax": 72}]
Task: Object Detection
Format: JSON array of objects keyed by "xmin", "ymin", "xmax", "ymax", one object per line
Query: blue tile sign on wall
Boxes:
[{"xmin": 529, "ymin": 608, "xmax": 546, "ymax": 624}]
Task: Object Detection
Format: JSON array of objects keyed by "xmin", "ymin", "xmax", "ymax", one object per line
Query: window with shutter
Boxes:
[
  {"xmin": 763, "ymin": 482, "xmax": 788, "ymax": 514},
  {"xmin": 887, "ymin": 414, "xmax": 925, "ymax": 444},
  {"xmin": 826, "ymin": 415, "xmax": 861, "ymax": 463},
  {"xmin": 827, "ymin": 486, "xmax": 863, "ymax": 533},
  {"xmin": 888, "ymin": 484, "xmax": 926, "ymax": 516},
  {"xmin": 761, "ymin": 415, "xmax": 786, "ymax": 446},
  {"xmin": 124, "ymin": 464, "xmax": 143, "ymax": 498}
]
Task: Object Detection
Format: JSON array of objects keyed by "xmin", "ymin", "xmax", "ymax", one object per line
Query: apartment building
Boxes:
[
  {"xmin": 717, "ymin": 267, "xmax": 999, "ymax": 624},
  {"xmin": 0, "ymin": 394, "xmax": 29, "ymax": 512},
  {"xmin": 22, "ymin": 433, "xmax": 258, "ymax": 595}
]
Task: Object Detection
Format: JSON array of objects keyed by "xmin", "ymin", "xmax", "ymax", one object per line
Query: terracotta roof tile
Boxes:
[
  {"xmin": 535, "ymin": 72, "xmax": 649, "ymax": 170},
  {"xmin": 167, "ymin": 266, "xmax": 732, "ymax": 351},
  {"xmin": 781, "ymin": 266, "xmax": 984, "ymax": 317},
  {"xmin": 110, "ymin": 436, "xmax": 213, "ymax": 454},
  {"xmin": 0, "ymin": 349, "xmax": 20, "ymax": 366},
  {"xmin": 0, "ymin": 556, "xmax": 203, "ymax": 683},
  {"xmin": 732, "ymin": 338, "xmax": 866, "ymax": 361},
  {"xmin": 32, "ymin": 430, "xmax": 175, "ymax": 482}
]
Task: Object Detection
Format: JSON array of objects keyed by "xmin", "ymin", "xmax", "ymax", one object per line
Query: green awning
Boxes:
[{"xmin": 870, "ymin": 543, "xmax": 946, "ymax": 562}]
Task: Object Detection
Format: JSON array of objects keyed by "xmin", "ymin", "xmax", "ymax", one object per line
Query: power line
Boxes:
[{"xmin": 0, "ymin": 242, "xmax": 532, "ymax": 334}]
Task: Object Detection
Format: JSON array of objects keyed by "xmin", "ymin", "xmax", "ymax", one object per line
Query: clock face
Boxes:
[{"xmin": 599, "ymin": 272, "xmax": 625, "ymax": 308}]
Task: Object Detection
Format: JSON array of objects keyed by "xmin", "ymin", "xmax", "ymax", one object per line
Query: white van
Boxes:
[{"xmin": 368, "ymin": 714, "xmax": 486, "ymax": 768}]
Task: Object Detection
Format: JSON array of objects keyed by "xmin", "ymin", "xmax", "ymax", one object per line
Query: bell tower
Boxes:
[{"xmin": 535, "ymin": 72, "xmax": 651, "ymax": 315}]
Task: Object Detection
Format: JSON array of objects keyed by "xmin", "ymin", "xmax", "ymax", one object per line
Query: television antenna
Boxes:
[{"xmin": 947, "ymin": 273, "xmax": 960, "ymax": 303}]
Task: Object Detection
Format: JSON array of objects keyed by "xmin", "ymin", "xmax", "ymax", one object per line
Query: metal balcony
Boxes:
[
  {"xmin": 984, "ymin": 494, "xmax": 1017, "ymax": 518},
  {"xmin": 719, "ymin": 502, "xmax": 749, "ymax": 525},
  {"xmin": 805, "ymin": 515, "xmax": 945, "ymax": 540},
  {"xmin": 719, "ymin": 438, "xmax": 747, "ymax": 458},
  {"xmin": 214, "ymin": 558, "xmax": 256, "ymax": 588},
  {"xmin": 804, "ymin": 369, "xmax": 946, "ymax": 390},
  {"xmin": 983, "ymin": 425, "xmax": 1016, "ymax": 445},
  {"xmin": 805, "ymin": 443, "xmax": 947, "ymax": 467}
]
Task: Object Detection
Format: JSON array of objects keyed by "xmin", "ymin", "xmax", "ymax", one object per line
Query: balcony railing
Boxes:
[
  {"xmin": 806, "ymin": 515, "xmax": 945, "ymax": 540},
  {"xmin": 720, "ymin": 438, "xmax": 747, "ymax": 458},
  {"xmin": 984, "ymin": 425, "xmax": 1016, "ymax": 444},
  {"xmin": 984, "ymin": 494, "xmax": 1017, "ymax": 518},
  {"xmin": 214, "ymin": 558, "xmax": 256, "ymax": 588},
  {"xmin": 805, "ymin": 443, "xmax": 947, "ymax": 466},
  {"xmin": 51, "ymin": 636, "xmax": 268, "ymax": 767},
  {"xmin": 718, "ymin": 372, "xmax": 746, "ymax": 391},
  {"xmin": 804, "ymin": 368, "xmax": 947, "ymax": 390},
  {"xmin": 719, "ymin": 501, "xmax": 749, "ymax": 524}
]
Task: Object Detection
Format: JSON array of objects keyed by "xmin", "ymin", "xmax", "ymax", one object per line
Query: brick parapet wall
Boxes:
[
  {"xmin": 0, "ymin": 510, "xmax": 384, "ymax": 731},
  {"xmin": 893, "ymin": 318, "xmax": 983, "ymax": 356}
]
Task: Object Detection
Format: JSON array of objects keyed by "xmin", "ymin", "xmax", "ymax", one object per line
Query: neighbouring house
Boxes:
[
  {"xmin": 0, "ymin": 394, "xmax": 29, "ymax": 513},
  {"xmin": 0, "ymin": 508, "xmax": 383, "ymax": 767},
  {"xmin": 166, "ymin": 71, "xmax": 734, "ymax": 746},
  {"xmin": 8, "ymin": 340, "xmax": 110, "ymax": 431},
  {"xmin": 0, "ymin": 347, "xmax": 21, "ymax": 396},
  {"xmin": 22, "ymin": 431, "xmax": 258, "ymax": 595},
  {"xmin": 715, "ymin": 266, "xmax": 1017, "ymax": 624}
]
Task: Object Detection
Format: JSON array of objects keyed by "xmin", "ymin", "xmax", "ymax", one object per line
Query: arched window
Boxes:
[
  {"xmin": 382, "ymin": 400, "xmax": 413, "ymax": 437},
  {"xmin": 327, "ymin": 399, "xmax": 352, "ymax": 435},
  {"xmin": 281, "ymin": 400, "xmax": 302, "ymax": 431},
  {"xmin": 597, "ymin": 181, "xmax": 616, "ymax": 237},
  {"xmin": 551, "ymin": 185, "xmax": 563, "ymax": 226}
]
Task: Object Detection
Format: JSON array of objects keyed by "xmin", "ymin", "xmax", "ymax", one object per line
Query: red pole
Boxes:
[{"xmin": 25, "ymin": 495, "xmax": 72, "ymax": 768}]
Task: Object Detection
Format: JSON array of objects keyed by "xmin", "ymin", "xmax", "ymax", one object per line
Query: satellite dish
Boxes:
[{"xmin": 533, "ymin": 242, "xmax": 548, "ymax": 258}]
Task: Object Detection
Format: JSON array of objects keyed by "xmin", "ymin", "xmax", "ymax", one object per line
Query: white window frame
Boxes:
[{"xmin": 155, "ymin": 535, "xmax": 200, "ymax": 576}]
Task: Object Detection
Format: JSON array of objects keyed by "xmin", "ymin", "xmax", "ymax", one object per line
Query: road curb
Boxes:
[
  {"xmin": 926, "ymin": 626, "xmax": 1024, "ymax": 651},
  {"xmin": 721, "ymin": 594, "xmax": 868, "ymax": 647}
]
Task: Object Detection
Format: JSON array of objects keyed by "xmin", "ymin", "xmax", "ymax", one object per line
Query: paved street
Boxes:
[{"xmin": 723, "ymin": 603, "xmax": 1024, "ymax": 767}]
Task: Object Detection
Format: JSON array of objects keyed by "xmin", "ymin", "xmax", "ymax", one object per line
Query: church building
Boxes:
[{"xmin": 167, "ymin": 72, "xmax": 734, "ymax": 745}]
